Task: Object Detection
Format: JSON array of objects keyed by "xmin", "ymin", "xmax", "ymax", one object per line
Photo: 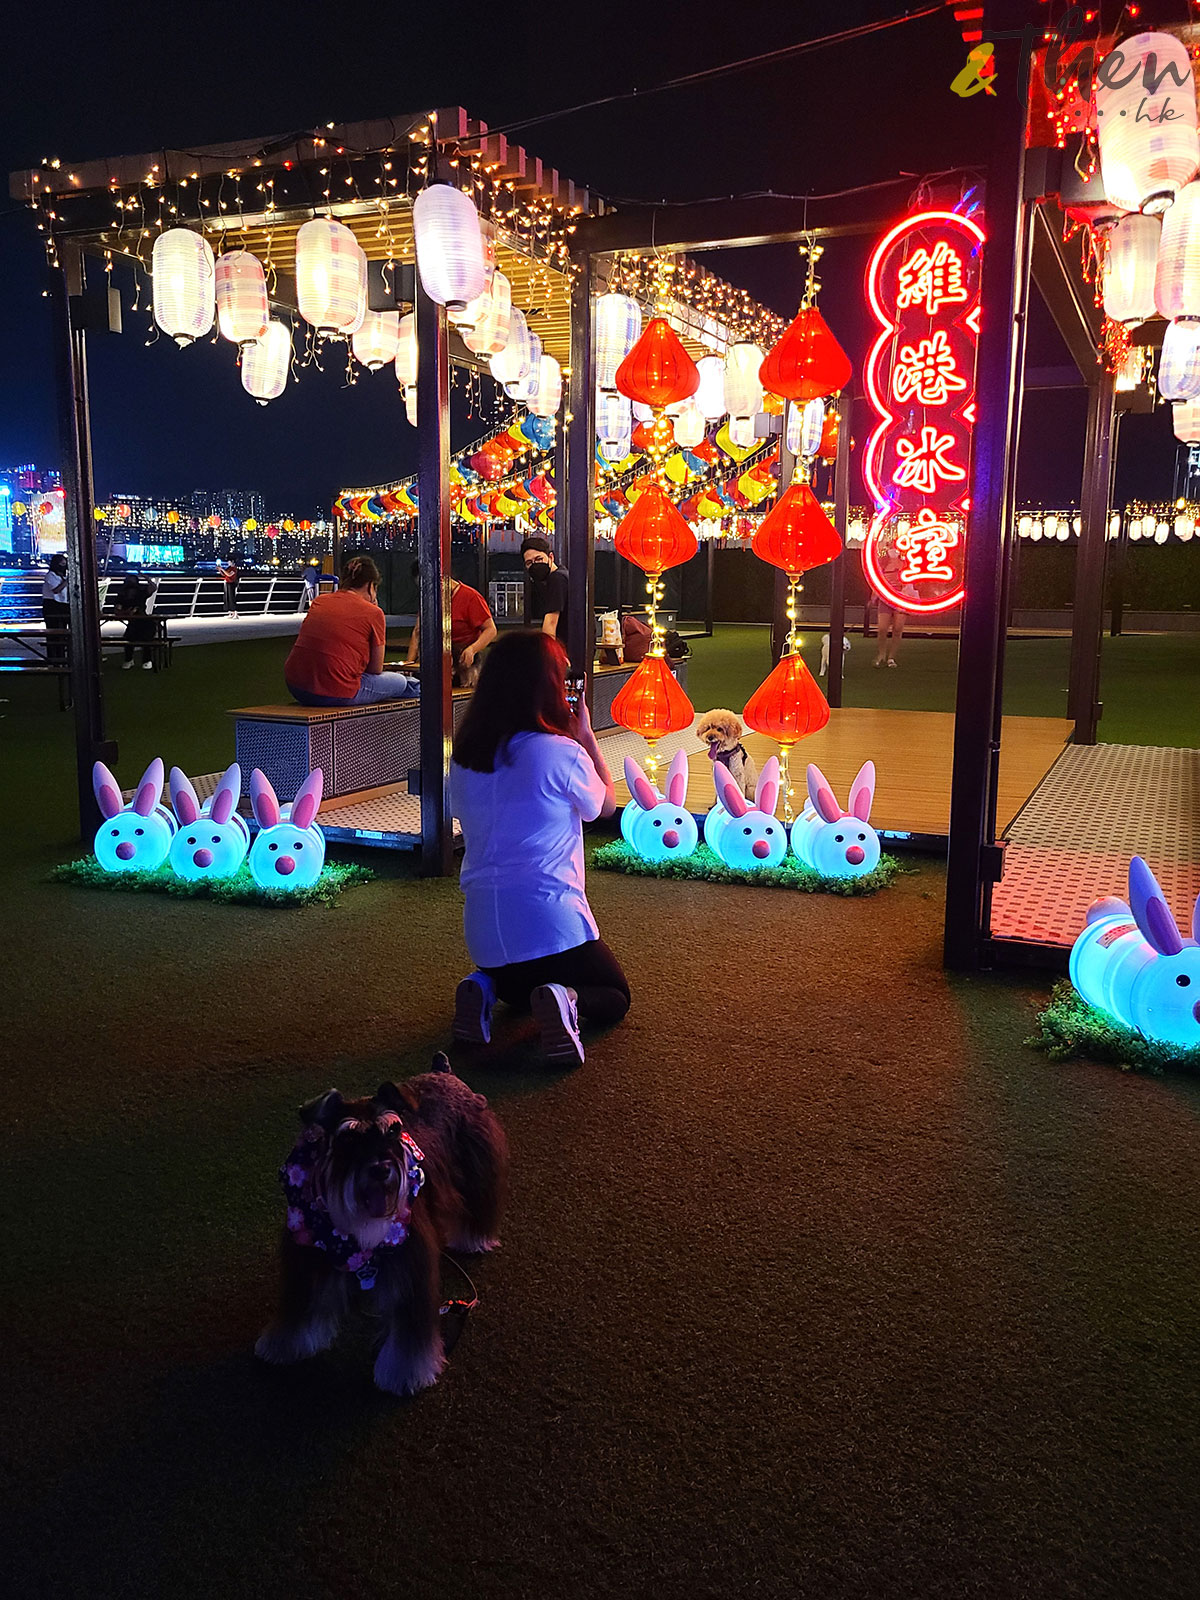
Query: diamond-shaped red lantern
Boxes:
[
  {"xmin": 615, "ymin": 317, "xmax": 700, "ymax": 408},
  {"xmin": 751, "ymin": 483, "xmax": 842, "ymax": 578},
  {"xmin": 612, "ymin": 655, "xmax": 695, "ymax": 740},
  {"xmin": 615, "ymin": 484, "xmax": 698, "ymax": 576},
  {"xmin": 759, "ymin": 307, "xmax": 851, "ymax": 402},
  {"xmin": 743, "ymin": 653, "xmax": 830, "ymax": 744}
]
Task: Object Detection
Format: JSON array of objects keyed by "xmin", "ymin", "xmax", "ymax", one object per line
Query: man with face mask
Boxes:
[{"xmin": 521, "ymin": 536, "xmax": 569, "ymax": 642}]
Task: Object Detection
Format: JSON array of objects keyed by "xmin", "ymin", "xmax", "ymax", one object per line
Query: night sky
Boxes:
[{"xmin": 0, "ymin": 0, "xmax": 1182, "ymax": 512}]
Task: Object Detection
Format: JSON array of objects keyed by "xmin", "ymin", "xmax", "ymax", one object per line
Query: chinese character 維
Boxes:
[
  {"xmin": 891, "ymin": 329, "xmax": 968, "ymax": 407},
  {"xmin": 892, "ymin": 425, "xmax": 968, "ymax": 495},
  {"xmin": 894, "ymin": 509, "xmax": 960, "ymax": 584},
  {"xmin": 896, "ymin": 241, "xmax": 969, "ymax": 317}
]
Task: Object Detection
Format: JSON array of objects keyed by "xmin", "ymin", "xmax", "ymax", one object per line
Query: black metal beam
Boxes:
[
  {"xmin": 1030, "ymin": 201, "xmax": 1102, "ymax": 383},
  {"xmin": 415, "ymin": 277, "xmax": 453, "ymax": 876},
  {"xmin": 703, "ymin": 540, "xmax": 715, "ymax": 637},
  {"xmin": 1068, "ymin": 373, "xmax": 1116, "ymax": 742},
  {"xmin": 565, "ymin": 255, "xmax": 596, "ymax": 693},
  {"xmin": 827, "ymin": 395, "xmax": 852, "ymax": 709}
]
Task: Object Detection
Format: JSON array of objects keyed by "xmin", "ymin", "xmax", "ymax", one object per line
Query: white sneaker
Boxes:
[
  {"xmin": 123, "ymin": 660, "xmax": 135, "ymax": 670},
  {"xmin": 530, "ymin": 983, "xmax": 584, "ymax": 1067},
  {"xmin": 453, "ymin": 972, "xmax": 496, "ymax": 1044},
  {"xmin": 142, "ymin": 660, "xmax": 154, "ymax": 670}
]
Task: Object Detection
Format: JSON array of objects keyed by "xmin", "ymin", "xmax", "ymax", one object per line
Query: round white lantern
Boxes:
[
  {"xmin": 530, "ymin": 355, "xmax": 562, "ymax": 419},
  {"xmin": 1155, "ymin": 180, "xmax": 1200, "ymax": 318},
  {"xmin": 1157, "ymin": 319, "xmax": 1200, "ymax": 400},
  {"xmin": 1102, "ymin": 213, "xmax": 1160, "ymax": 323},
  {"xmin": 595, "ymin": 293, "xmax": 642, "ymax": 390},
  {"xmin": 461, "ymin": 272, "xmax": 513, "ymax": 356},
  {"xmin": 152, "ymin": 228, "xmax": 215, "ymax": 346},
  {"xmin": 695, "ymin": 355, "xmax": 727, "ymax": 420},
  {"xmin": 1174, "ymin": 396, "xmax": 1200, "ymax": 442},
  {"xmin": 597, "ymin": 392, "xmax": 632, "ymax": 455},
  {"xmin": 728, "ymin": 415, "xmax": 757, "ymax": 449},
  {"xmin": 412, "ymin": 184, "xmax": 488, "ymax": 311},
  {"xmin": 295, "ymin": 219, "xmax": 367, "ymax": 335},
  {"xmin": 672, "ymin": 401, "xmax": 706, "ymax": 449},
  {"xmin": 1097, "ymin": 32, "xmax": 1199, "ymax": 215},
  {"xmin": 393, "ymin": 312, "xmax": 418, "ymax": 390},
  {"xmin": 489, "ymin": 308, "xmax": 533, "ymax": 389},
  {"xmin": 352, "ymin": 311, "xmax": 401, "ymax": 371},
  {"xmin": 724, "ymin": 344, "xmax": 764, "ymax": 421},
  {"xmin": 241, "ymin": 320, "xmax": 291, "ymax": 404},
  {"xmin": 215, "ymin": 250, "xmax": 268, "ymax": 346}
]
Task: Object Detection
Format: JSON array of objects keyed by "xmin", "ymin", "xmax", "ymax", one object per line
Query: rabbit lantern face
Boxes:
[
  {"xmin": 1070, "ymin": 857, "xmax": 1200, "ymax": 1050},
  {"xmin": 708, "ymin": 757, "xmax": 787, "ymax": 871},
  {"xmin": 93, "ymin": 758, "xmax": 176, "ymax": 873},
  {"xmin": 620, "ymin": 750, "xmax": 698, "ymax": 862},
  {"xmin": 791, "ymin": 761, "xmax": 881, "ymax": 879},
  {"xmin": 169, "ymin": 764, "xmax": 250, "ymax": 880},
  {"xmin": 248, "ymin": 769, "xmax": 326, "ymax": 890}
]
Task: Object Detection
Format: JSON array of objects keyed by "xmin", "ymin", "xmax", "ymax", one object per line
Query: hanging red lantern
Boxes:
[
  {"xmin": 631, "ymin": 420, "xmax": 656, "ymax": 454},
  {"xmin": 612, "ymin": 655, "xmax": 695, "ymax": 740},
  {"xmin": 743, "ymin": 653, "xmax": 830, "ymax": 743},
  {"xmin": 759, "ymin": 307, "xmax": 851, "ymax": 402},
  {"xmin": 615, "ymin": 317, "xmax": 700, "ymax": 408},
  {"xmin": 614, "ymin": 483, "xmax": 698, "ymax": 576},
  {"xmin": 751, "ymin": 483, "xmax": 842, "ymax": 578},
  {"xmin": 818, "ymin": 409, "xmax": 840, "ymax": 461}
]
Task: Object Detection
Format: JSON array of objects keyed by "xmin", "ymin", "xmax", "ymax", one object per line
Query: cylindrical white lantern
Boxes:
[
  {"xmin": 215, "ymin": 250, "xmax": 268, "ymax": 346},
  {"xmin": 1174, "ymin": 397, "xmax": 1200, "ymax": 442},
  {"xmin": 724, "ymin": 343, "xmax": 764, "ymax": 421},
  {"xmin": 505, "ymin": 332, "xmax": 542, "ymax": 402},
  {"xmin": 695, "ymin": 355, "xmax": 726, "ymax": 420},
  {"xmin": 393, "ymin": 312, "xmax": 418, "ymax": 389},
  {"xmin": 672, "ymin": 401, "xmax": 706, "ymax": 449},
  {"xmin": 530, "ymin": 355, "xmax": 562, "ymax": 419},
  {"xmin": 241, "ymin": 320, "xmax": 291, "ymax": 404},
  {"xmin": 352, "ymin": 311, "xmax": 401, "ymax": 371},
  {"xmin": 1155, "ymin": 180, "xmax": 1200, "ymax": 318},
  {"xmin": 595, "ymin": 293, "xmax": 642, "ymax": 390},
  {"xmin": 489, "ymin": 308, "xmax": 533, "ymax": 389},
  {"xmin": 597, "ymin": 392, "xmax": 632, "ymax": 452},
  {"xmin": 404, "ymin": 387, "xmax": 418, "ymax": 428},
  {"xmin": 728, "ymin": 415, "xmax": 757, "ymax": 449},
  {"xmin": 462, "ymin": 272, "xmax": 513, "ymax": 356},
  {"xmin": 412, "ymin": 184, "xmax": 488, "ymax": 311},
  {"xmin": 1018, "ymin": 514, "xmax": 1033, "ymax": 538},
  {"xmin": 632, "ymin": 400, "xmax": 654, "ymax": 423},
  {"xmin": 1157, "ymin": 318, "xmax": 1200, "ymax": 400},
  {"xmin": 295, "ymin": 219, "xmax": 367, "ymax": 335},
  {"xmin": 1097, "ymin": 32, "xmax": 1199, "ymax": 215},
  {"xmin": 796, "ymin": 398, "xmax": 825, "ymax": 457},
  {"xmin": 152, "ymin": 228, "xmax": 215, "ymax": 346},
  {"xmin": 1103, "ymin": 213, "xmax": 1160, "ymax": 324}
]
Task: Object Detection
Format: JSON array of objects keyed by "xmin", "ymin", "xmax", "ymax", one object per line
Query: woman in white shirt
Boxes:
[{"xmin": 450, "ymin": 631, "xmax": 628, "ymax": 1067}]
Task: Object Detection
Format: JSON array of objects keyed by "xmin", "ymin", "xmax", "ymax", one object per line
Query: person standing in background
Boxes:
[
  {"xmin": 218, "ymin": 558, "xmax": 240, "ymax": 617},
  {"xmin": 41, "ymin": 554, "xmax": 70, "ymax": 661},
  {"xmin": 521, "ymin": 536, "xmax": 569, "ymax": 643},
  {"xmin": 299, "ymin": 562, "xmax": 321, "ymax": 612}
]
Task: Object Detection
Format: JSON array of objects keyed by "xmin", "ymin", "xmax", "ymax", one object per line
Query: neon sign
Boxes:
[{"xmin": 863, "ymin": 209, "xmax": 984, "ymax": 615}]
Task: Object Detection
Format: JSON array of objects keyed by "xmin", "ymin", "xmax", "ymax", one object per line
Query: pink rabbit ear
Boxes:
[
  {"xmin": 715, "ymin": 760, "xmax": 749, "ymax": 818},
  {"xmin": 806, "ymin": 763, "xmax": 841, "ymax": 823},
  {"xmin": 290, "ymin": 768, "xmax": 324, "ymax": 831},
  {"xmin": 755, "ymin": 755, "xmax": 780, "ymax": 818},
  {"xmin": 624, "ymin": 757, "xmax": 658, "ymax": 812},
  {"xmin": 132, "ymin": 756, "xmax": 164, "ymax": 817},
  {"xmin": 169, "ymin": 766, "xmax": 201, "ymax": 825},
  {"xmin": 1129, "ymin": 856, "xmax": 1184, "ymax": 956},
  {"xmin": 210, "ymin": 762, "xmax": 241, "ymax": 825},
  {"xmin": 848, "ymin": 760, "xmax": 876, "ymax": 822},
  {"xmin": 250, "ymin": 768, "xmax": 281, "ymax": 829},
  {"xmin": 93, "ymin": 761, "xmax": 123, "ymax": 820},
  {"xmin": 666, "ymin": 748, "xmax": 689, "ymax": 807}
]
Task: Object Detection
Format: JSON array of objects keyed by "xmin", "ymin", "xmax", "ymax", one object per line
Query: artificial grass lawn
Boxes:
[
  {"xmin": 1029, "ymin": 979, "xmax": 1200, "ymax": 1076},
  {"xmin": 594, "ymin": 837, "xmax": 900, "ymax": 894},
  {"xmin": 52, "ymin": 855, "xmax": 375, "ymax": 906}
]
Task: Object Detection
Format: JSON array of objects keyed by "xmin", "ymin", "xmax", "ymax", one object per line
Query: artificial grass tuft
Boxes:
[
  {"xmin": 593, "ymin": 838, "xmax": 899, "ymax": 894},
  {"xmin": 51, "ymin": 856, "xmax": 375, "ymax": 907},
  {"xmin": 1027, "ymin": 979, "xmax": 1200, "ymax": 1075}
]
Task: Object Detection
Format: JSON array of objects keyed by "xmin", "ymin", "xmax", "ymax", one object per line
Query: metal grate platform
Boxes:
[{"xmin": 991, "ymin": 744, "xmax": 1200, "ymax": 949}]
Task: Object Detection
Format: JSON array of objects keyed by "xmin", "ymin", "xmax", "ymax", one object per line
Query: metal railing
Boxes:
[
  {"xmin": 0, "ymin": 572, "xmax": 308, "ymax": 623},
  {"xmin": 488, "ymin": 579, "xmax": 525, "ymax": 621}
]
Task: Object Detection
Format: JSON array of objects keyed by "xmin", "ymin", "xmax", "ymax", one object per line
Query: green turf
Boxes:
[
  {"xmin": 594, "ymin": 838, "xmax": 900, "ymax": 894},
  {"xmin": 1028, "ymin": 979, "xmax": 1200, "ymax": 1074},
  {"xmin": 52, "ymin": 855, "xmax": 376, "ymax": 906}
]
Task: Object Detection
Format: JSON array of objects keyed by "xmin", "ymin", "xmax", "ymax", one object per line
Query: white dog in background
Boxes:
[{"xmin": 820, "ymin": 633, "xmax": 851, "ymax": 678}]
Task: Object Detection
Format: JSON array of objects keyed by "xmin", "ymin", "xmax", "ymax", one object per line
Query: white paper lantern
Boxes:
[
  {"xmin": 1018, "ymin": 514, "xmax": 1033, "ymax": 538},
  {"xmin": 352, "ymin": 311, "xmax": 401, "ymax": 371},
  {"xmin": 728, "ymin": 415, "xmax": 757, "ymax": 449},
  {"xmin": 1174, "ymin": 397, "xmax": 1200, "ymax": 442},
  {"xmin": 505, "ymin": 331, "xmax": 542, "ymax": 401},
  {"xmin": 461, "ymin": 272, "xmax": 513, "ymax": 356},
  {"xmin": 393, "ymin": 312, "xmax": 418, "ymax": 389},
  {"xmin": 489, "ymin": 307, "xmax": 533, "ymax": 389},
  {"xmin": 672, "ymin": 401, "xmax": 706, "ymax": 449},
  {"xmin": 800, "ymin": 398, "xmax": 826, "ymax": 457},
  {"xmin": 412, "ymin": 184, "xmax": 488, "ymax": 311},
  {"xmin": 241, "ymin": 320, "xmax": 291, "ymax": 404},
  {"xmin": 1155, "ymin": 180, "xmax": 1200, "ymax": 319},
  {"xmin": 1103, "ymin": 214, "xmax": 1160, "ymax": 323},
  {"xmin": 1097, "ymin": 32, "xmax": 1199, "ymax": 215},
  {"xmin": 295, "ymin": 219, "xmax": 367, "ymax": 335},
  {"xmin": 404, "ymin": 387, "xmax": 418, "ymax": 428},
  {"xmin": 1157, "ymin": 319, "xmax": 1200, "ymax": 400},
  {"xmin": 152, "ymin": 228, "xmax": 215, "ymax": 346},
  {"xmin": 724, "ymin": 343, "xmax": 764, "ymax": 420},
  {"xmin": 530, "ymin": 355, "xmax": 562, "ymax": 419},
  {"xmin": 695, "ymin": 355, "xmax": 727, "ymax": 420},
  {"xmin": 215, "ymin": 250, "xmax": 268, "ymax": 346},
  {"xmin": 597, "ymin": 392, "xmax": 632, "ymax": 456},
  {"xmin": 632, "ymin": 400, "xmax": 654, "ymax": 423},
  {"xmin": 595, "ymin": 293, "xmax": 642, "ymax": 390}
]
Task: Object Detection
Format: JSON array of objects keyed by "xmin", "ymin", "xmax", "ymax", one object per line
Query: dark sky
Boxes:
[{"xmin": 0, "ymin": 0, "xmax": 1182, "ymax": 511}]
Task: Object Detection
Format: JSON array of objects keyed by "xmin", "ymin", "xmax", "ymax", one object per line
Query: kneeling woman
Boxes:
[
  {"xmin": 285, "ymin": 555, "xmax": 418, "ymax": 706},
  {"xmin": 450, "ymin": 631, "xmax": 629, "ymax": 1066}
]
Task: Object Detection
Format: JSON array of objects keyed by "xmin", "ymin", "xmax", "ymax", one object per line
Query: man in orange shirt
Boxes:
[
  {"xmin": 285, "ymin": 555, "xmax": 418, "ymax": 706},
  {"xmin": 405, "ymin": 563, "xmax": 497, "ymax": 687}
]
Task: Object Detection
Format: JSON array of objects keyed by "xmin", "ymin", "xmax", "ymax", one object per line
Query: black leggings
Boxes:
[{"xmin": 483, "ymin": 938, "xmax": 630, "ymax": 1026}]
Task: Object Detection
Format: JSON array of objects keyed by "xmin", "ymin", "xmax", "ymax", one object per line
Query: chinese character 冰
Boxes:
[
  {"xmin": 892, "ymin": 426, "xmax": 968, "ymax": 495},
  {"xmin": 891, "ymin": 329, "xmax": 968, "ymax": 407},
  {"xmin": 896, "ymin": 241, "xmax": 969, "ymax": 317}
]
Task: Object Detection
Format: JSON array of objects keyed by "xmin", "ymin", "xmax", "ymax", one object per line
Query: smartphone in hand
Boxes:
[{"xmin": 565, "ymin": 673, "xmax": 586, "ymax": 713}]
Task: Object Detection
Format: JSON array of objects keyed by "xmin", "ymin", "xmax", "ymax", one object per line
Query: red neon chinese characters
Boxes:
[{"xmin": 863, "ymin": 208, "xmax": 984, "ymax": 616}]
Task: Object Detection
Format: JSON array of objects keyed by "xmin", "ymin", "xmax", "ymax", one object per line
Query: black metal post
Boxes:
[
  {"xmin": 1068, "ymin": 373, "xmax": 1116, "ymax": 742},
  {"xmin": 827, "ymin": 395, "xmax": 852, "ymax": 708},
  {"xmin": 1110, "ymin": 502, "xmax": 1127, "ymax": 637},
  {"xmin": 943, "ymin": 39, "xmax": 1032, "ymax": 971},
  {"xmin": 704, "ymin": 539, "xmax": 715, "ymax": 637},
  {"xmin": 773, "ymin": 427, "xmax": 797, "ymax": 663},
  {"xmin": 52, "ymin": 242, "xmax": 113, "ymax": 839},
  {"xmin": 416, "ymin": 276, "xmax": 453, "ymax": 876},
  {"xmin": 565, "ymin": 254, "xmax": 596, "ymax": 694}
]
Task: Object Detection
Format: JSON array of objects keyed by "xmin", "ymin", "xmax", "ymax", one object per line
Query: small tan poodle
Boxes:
[{"xmin": 695, "ymin": 709, "xmax": 759, "ymax": 800}]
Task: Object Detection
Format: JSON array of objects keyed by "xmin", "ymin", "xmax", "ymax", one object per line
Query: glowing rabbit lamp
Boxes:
[
  {"xmin": 611, "ymin": 656, "xmax": 694, "ymax": 788},
  {"xmin": 791, "ymin": 761, "xmax": 881, "ymax": 880},
  {"xmin": 295, "ymin": 218, "xmax": 367, "ymax": 335},
  {"xmin": 705, "ymin": 757, "xmax": 788, "ymax": 871},
  {"xmin": 1156, "ymin": 181, "xmax": 1200, "ymax": 319},
  {"xmin": 412, "ymin": 183, "xmax": 488, "ymax": 310},
  {"xmin": 248, "ymin": 769, "xmax": 326, "ymax": 891},
  {"xmin": 92, "ymin": 758, "xmax": 177, "ymax": 873},
  {"xmin": 620, "ymin": 749, "xmax": 699, "ymax": 863},
  {"xmin": 394, "ymin": 311, "xmax": 418, "ymax": 390},
  {"xmin": 1097, "ymin": 32, "xmax": 1199, "ymax": 215},
  {"xmin": 352, "ymin": 311, "xmax": 401, "ymax": 371},
  {"xmin": 215, "ymin": 250, "xmax": 269, "ymax": 346},
  {"xmin": 723, "ymin": 343, "xmax": 764, "ymax": 421},
  {"xmin": 1101, "ymin": 213, "xmax": 1160, "ymax": 325},
  {"xmin": 461, "ymin": 271, "xmax": 512, "ymax": 357},
  {"xmin": 743, "ymin": 652, "xmax": 831, "ymax": 822},
  {"xmin": 169, "ymin": 764, "xmax": 249, "ymax": 880},
  {"xmin": 242, "ymin": 320, "xmax": 292, "ymax": 404},
  {"xmin": 595, "ymin": 293, "xmax": 642, "ymax": 391},
  {"xmin": 529, "ymin": 355, "xmax": 562, "ymax": 419},
  {"xmin": 695, "ymin": 355, "xmax": 727, "ymax": 420},
  {"xmin": 152, "ymin": 228, "xmax": 215, "ymax": 346}
]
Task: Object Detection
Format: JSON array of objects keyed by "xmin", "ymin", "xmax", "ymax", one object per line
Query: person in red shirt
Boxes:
[
  {"xmin": 405, "ymin": 563, "xmax": 497, "ymax": 687},
  {"xmin": 285, "ymin": 555, "xmax": 418, "ymax": 706}
]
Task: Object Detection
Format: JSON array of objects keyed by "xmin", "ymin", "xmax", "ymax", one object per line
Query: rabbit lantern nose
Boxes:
[
  {"xmin": 193, "ymin": 847, "xmax": 214, "ymax": 868},
  {"xmin": 115, "ymin": 841, "xmax": 135, "ymax": 861},
  {"xmin": 846, "ymin": 845, "xmax": 866, "ymax": 866},
  {"xmin": 752, "ymin": 839, "xmax": 770, "ymax": 859},
  {"xmin": 663, "ymin": 829, "xmax": 680, "ymax": 849},
  {"xmin": 276, "ymin": 855, "xmax": 296, "ymax": 876}
]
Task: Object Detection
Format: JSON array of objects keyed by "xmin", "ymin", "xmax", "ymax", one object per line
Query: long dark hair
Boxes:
[{"xmin": 452, "ymin": 630, "xmax": 573, "ymax": 772}]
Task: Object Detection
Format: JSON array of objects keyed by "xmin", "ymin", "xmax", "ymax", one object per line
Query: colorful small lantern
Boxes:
[
  {"xmin": 242, "ymin": 320, "xmax": 292, "ymax": 404},
  {"xmin": 152, "ymin": 228, "xmax": 215, "ymax": 346},
  {"xmin": 1097, "ymin": 32, "xmax": 1199, "ymax": 215},
  {"xmin": 215, "ymin": 250, "xmax": 269, "ymax": 346},
  {"xmin": 759, "ymin": 306, "xmax": 851, "ymax": 401},
  {"xmin": 1102, "ymin": 213, "xmax": 1160, "ymax": 325},
  {"xmin": 295, "ymin": 219, "xmax": 367, "ymax": 335},
  {"xmin": 412, "ymin": 184, "xmax": 488, "ymax": 310},
  {"xmin": 723, "ymin": 343, "xmax": 764, "ymax": 421},
  {"xmin": 614, "ymin": 317, "xmax": 699, "ymax": 408},
  {"xmin": 596, "ymin": 293, "xmax": 643, "ymax": 391}
]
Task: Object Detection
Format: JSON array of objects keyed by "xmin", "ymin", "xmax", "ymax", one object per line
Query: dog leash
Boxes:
[{"xmin": 439, "ymin": 1253, "xmax": 480, "ymax": 1355}]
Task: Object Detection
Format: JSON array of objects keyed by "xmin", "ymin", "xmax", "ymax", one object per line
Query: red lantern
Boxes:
[
  {"xmin": 471, "ymin": 451, "xmax": 503, "ymax": 482},
  {"xmin": 759, "ymin": 307, "xmax": 851, "ymax": 402},
  {"xmin": 615, "ymin": 317, "xmax": 700, "ymax": 408},
  {"xmin": 615, "ymin": 484, "xmax": 698, "ymax": 576},
  {"xmin": 751, "ymin": 483, "xmax": 842, "ymax": 578},
  {"xmin": 743, "ymin": 653, "xmax": 830, "ymax": 743},
  {"xmin": 818, "ymin": 409, "xmax": 840, "ymax": 461},
  {"xmin": 611, "ymin": 655, "xmax": 695, "ymax": 740},
  {"xmin": 631, "ymin": 420, "xmax": 656, "ymax": 454}
]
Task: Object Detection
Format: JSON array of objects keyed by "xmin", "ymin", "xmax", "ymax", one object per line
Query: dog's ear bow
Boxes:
[
  {"xmin": 299, "ymin": 1088, "xmax": 344, "ymax": 1129},
  {"xmin": 375, "ymin": 1080, "xmax": 420, "ymax": 1115}
]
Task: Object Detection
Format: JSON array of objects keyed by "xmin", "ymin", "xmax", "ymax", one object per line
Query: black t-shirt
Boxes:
[{"xmin": 525, "ymin": 566, "xmax": 569, "ymax": 640}]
